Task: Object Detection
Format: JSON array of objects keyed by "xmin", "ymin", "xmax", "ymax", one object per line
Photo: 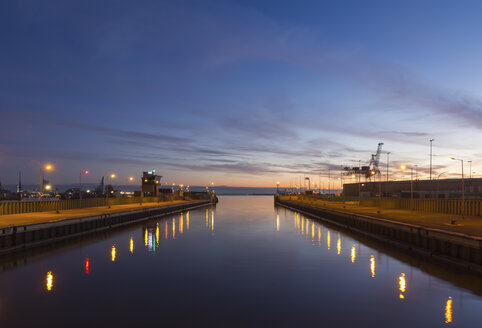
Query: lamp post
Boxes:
[
  {"xmin": 40, "ymin": 164, "xmax": 54, "ymax": 198},
  {"xmin": 79, "ymin": 170, "xmax": 89, "ymax": 202},
  {"xmin": 430, "ymin": 139, "xmax": 434, "ymax": 180},
  {"xmin": 400, "ymin": 165, "xmax": 413, "ymax": 211},
  {"xmin": 276, "ymin": 181, "xmax": 280, "ymax": 194},
  {"xmin": 386, "ymin": 152, "xmax": 390, "ymax": 183},
  {"xmin": 358, "ymin": 160, "xmax": 361, "ymax": 201},
  {"xmin": 450, "ymin": 157, "xmax": 464, "ymax": 219},
  {"xmin": 436, "ymin": 171, "xmax": 447, "ymax": 198},
  {"xmin": 106, "ymin": 173, "xmax": 116, "ymax": 208}
]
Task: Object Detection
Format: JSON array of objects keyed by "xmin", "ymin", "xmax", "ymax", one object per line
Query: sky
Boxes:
[{"xmin": 1, "ymin": 0, "xmax": 482, "ymax": 188}]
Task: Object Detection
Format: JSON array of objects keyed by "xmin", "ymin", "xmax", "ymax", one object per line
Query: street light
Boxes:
[
  {"xmin": 430, "ymin": 139, "xmax": 434, "ymax": 180},
  {"xmin": 450, "ymin": 157, "xmax": 464, "ymax": 219},
  {"xmin": 106, "ymin": 173, "xmax": 116, "ymax": 208},
  {"xmin": 79, "ymin": 169, "xmax": 89, "ymax": 202},
  {"xmin": 386, "ymin": 152, "xmax": 391, "ymax": 183},
  {"xmin": 40, "ymin": 163, "xmax": 54, "ymax": 198},
  {"xmin": 276, "ymin": 181, "xmax": 280, "ymax": 194},
  {"xmin": 400, "ymin": 165, "xmax": 414, "ymax": 211},
  {"xmin": 436, "ymin": 171, "xmax": 448, "ymax": 197}
]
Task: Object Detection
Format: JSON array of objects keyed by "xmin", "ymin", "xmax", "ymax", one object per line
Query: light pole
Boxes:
[
  {"xmin": 450, "ymin": 157, "xmax": 464, "ymax": 219},
  {"xmin": 79, "ymin": 169, "xmax": 89, "ymax": 202},
  {"xmin": 436, "ymin": 171, "xmax": 447, "ymax": 198},
  {"xmin": 40, "ymin": 164, "xmax": 54, "ymax": 198},
  {"xmin": 106, "ymin": 173, "xmax": 116, "ymax": 208},
  {"xmin": 386, "ymin": 152, "xmax": 390, "ymax": 183},
  {"xmin": 400, "ymin": 165, "xmax": 413, "ymax": 211},
  {"xmin": 430, "ymin": 139, "xmax": 434, "ymax": 180},
  {"xmin": 276, "ymin": 181, "xmax": 280, "ymax": 194},
  {"xmin": 468, "ymin": 161, "xmax": 472, "ymax": 179}
]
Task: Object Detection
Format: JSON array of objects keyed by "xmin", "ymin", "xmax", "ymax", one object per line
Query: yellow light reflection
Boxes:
[
  {"xmin": 311, "ymin": 222, "xmax": 315, "ymax": 240},
  {"xmin": 301, "ymin": 216, "xmax": 304, "ymax": 234},
  {"xmin": 337, "ymin": 234, "xmax": 341, "ymax": 255},
  {"xmin": 187, "ymin": 211, "xmax": 190, "ymax": 230},
  {"xmin": 276, "ymin": 214, "xmax": 280, "ymax": 232},
  {"xmin": 180, "ymin": 214, "xmax": 184, "ymax": 234},
  {"xmin": 327, "ymin": 230, "xmax": 331, "ymax": 250},
  {"xmin": 445, "ymin": 297, "xmax": 453, "ymax": 323},
  {"xmin": 211, "ymin": 211, "xmax": 214, "ymax": 231},
  {"xmin": 172, "ymin": 218, "xmax": 176, "ymax": 239},
  {"xmin": 399, "ymin": 273, "xmax": 406, "ymax": 299},
  {"xmin": 156, "ymin": 223, "xmax": 160, "ymax": 245},
  {"xmin": 130, "ymin": 237, "xmax": 134, "ymax": 254},
  {"xmin": 370, "ymin": 255, "xmax": 375, "ymax": 278},
  {"xmin": 206, "ymin": 209, "xmax": 209, "ymax": 227},
  {"xmin": 351, "ymin": 245, "xmax": 356, "ymax": 263},
  {"xmin": 165, "ymin": 221, "xmax": 168, "ymax": 240},
  {"xmin": 318, "ymin": 227, "xmax": 321, "ymax": 246},
  {"xmin": 46, "ymin": 271, "xmax": 54, "ymax": 291},
  {"xmin": 305, "ymin": 219, "xmax": 309, "ymax": 236},
  {"xmin": 144, "ymin": 228, "xmax": 148, "ymax": 246},
  {"xmin": 111, "ymin": 246, "xmax": 116, "ymax": 262}
]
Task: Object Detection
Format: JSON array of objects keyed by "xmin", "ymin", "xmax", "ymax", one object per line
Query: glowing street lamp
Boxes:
[
  {"xmin": 79, "ymin": 169, "xmax": 89, "ymax": 202},
  {"xmin": 276, "ymin": 181, "xmax": 280, "ymax": 194},
  {"xmin": 106, "ymin": 173, "xmax": 116, "ymax": 208},
  {"xmin": 40, "ymin": 163, "xmax": 54, "ymax": 197}
]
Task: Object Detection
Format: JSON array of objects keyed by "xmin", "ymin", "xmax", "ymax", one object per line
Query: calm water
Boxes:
[{"xmin": 0, "ymin": 196, "xmax": 481, "ymax": 327}]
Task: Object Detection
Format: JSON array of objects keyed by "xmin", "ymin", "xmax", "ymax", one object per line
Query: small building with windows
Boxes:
[{"xmin": 141, "ymin": 171, "xmax": 162, "ymax": 197}]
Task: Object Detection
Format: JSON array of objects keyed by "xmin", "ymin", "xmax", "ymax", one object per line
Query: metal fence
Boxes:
[
  {"xmin": 280, "ymin": 195, "xmax": 482, "ymax": 217},
  {"xmin": 0, "ymin": 196, "xmax": 165, "ymax": 215}
]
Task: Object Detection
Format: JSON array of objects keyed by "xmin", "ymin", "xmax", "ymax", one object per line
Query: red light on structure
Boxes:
[
  {"xmin": 84, "ymin": 170, "xmax": 90, "ymax": 175},
  {"xmin": 85, "ymin": 258, "xmax": 90, "ymax": 275}
]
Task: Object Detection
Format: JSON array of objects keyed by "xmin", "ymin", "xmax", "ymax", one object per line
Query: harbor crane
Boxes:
[{"xmin": 344, "ymin": 143, "xmax": 384, "ymax": 180}]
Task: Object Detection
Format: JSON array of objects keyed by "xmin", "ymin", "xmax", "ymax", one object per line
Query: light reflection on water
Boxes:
[{"xmin": 0, "ymin": 196, "xmax": 481, "ymax": 327}]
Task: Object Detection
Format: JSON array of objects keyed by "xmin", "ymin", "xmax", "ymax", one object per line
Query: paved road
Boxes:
[
  {"xmin": 0, "ymin": 200, "xmax": 193, "ymax": 228},
  {"xmin": 280, "ymin": 197, "xmax": 482, "ymax": 237}
]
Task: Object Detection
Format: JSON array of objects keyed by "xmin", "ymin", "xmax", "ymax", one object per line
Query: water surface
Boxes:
[{"xmin": 0, "ymin": 196, "xmax": 481, "ymax": 327}]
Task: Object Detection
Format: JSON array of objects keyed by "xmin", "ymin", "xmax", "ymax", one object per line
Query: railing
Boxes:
[
  {"xmin": 0, "ymin": 196, "xmax": 169, "ymax": 215},
  {"xmin": 278, "ymin": 195, "xmax": 482, "ymax": 217}
]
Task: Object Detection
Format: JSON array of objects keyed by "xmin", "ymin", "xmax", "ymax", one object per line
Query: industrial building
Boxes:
[{"xmin": 343, "ymin": 178, "xmax": 482, "ymax": 199}]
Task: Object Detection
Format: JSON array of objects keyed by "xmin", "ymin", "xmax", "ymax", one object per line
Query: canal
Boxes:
[{"xmin": 0, "ymin": 196, "xmax": 481, "ymax": 327}]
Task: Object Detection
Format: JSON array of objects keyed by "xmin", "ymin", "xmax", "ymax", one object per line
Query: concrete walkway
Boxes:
[
  {"xmin": 0, "ymin": 200, "xmax": 192, "ymax": 228},
  {"xmin": 280, "ymin": 197, "xmax": 482, "ymax": 237}
]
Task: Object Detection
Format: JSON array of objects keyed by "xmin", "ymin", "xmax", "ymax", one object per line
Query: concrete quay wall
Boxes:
[
  {"xmin": 275, "ymin": 198, "xmax": 482, "ymax": 274},
  {"xmin": 0, "ymin": 200, "xmax": 210, "ymax": 255}
]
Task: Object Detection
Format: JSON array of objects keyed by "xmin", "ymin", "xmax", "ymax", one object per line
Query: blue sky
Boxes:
[{"xmin": 1, "ymin": 0, "xmax": 482, "ymax": 187}]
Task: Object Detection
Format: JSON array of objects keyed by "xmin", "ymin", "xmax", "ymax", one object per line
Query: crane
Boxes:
[{"xmin": 343, "ymin": 143, "xmax": 384, "ymax": 180}]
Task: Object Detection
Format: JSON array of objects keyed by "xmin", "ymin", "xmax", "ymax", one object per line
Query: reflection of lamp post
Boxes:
[
  {"xmin": 450, "ymin": 157, "xmax": 464, "ymax": 219},
  {"xmin": 106, "ymin": 173, "xmax": 116, "ymax": 208},
  {"xmin": 400, "ymin": 165, "xmax": 413, "ymax": 211}
]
